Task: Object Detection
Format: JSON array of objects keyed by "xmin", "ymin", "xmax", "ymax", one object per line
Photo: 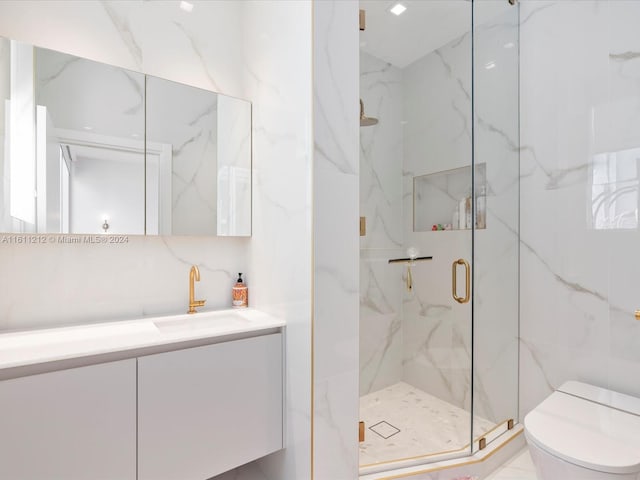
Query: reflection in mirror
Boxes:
[
  {"xmin": 36, "ymin": 46, "xmax": 146, "ymax": 235},
  {"xmin": 146, "ymin": 77, "xmax": 251, "ymax": 236},
  {"xmin": 146, "ymin": 77, "xmax": 217, "ymax": 236},
  {"xmin": 216, "ymin": 95, "xmax": 251, "ymax": 236},
  {"xmin": 0, "ymin": 37, "xmax": 251, "ymax": 236}
]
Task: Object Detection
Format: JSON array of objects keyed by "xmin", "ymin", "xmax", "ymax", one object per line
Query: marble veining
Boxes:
[
  {"xmin": 610, "ymin": 51, "xmax": 640, "ymax": 62},
  {"xmin": 519, "ymin": 2, "xmax": 556, "ymax": 26},
  {"xmin": 38, "ymin": 56, "xmax": 81, "ymax": 85},
  {"xmin": 172, "ymin": 20, "xmax": 221, "ymax": 92},
  {"xmin": 312, "ymin": 1, "xmax": 359, "ymax": 479},
  {"xmin": 101, "ymin": 1, "xmax": 143, "ymax": 68},
  {"xmin": 122, "ymin": 71, "xmax": 144, "ymax": 115}
]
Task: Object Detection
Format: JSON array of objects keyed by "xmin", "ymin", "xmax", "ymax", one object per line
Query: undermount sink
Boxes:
[
  {"xmin": 152, "ymin": 311, "xmax": 249, "ymax": 332},
  {"xmin": 0, "ymin": 308, "xmax": 284, "ymax": 371}
]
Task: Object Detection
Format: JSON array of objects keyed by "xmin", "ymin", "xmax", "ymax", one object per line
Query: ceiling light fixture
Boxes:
[
  {"xmin": 485, "ymin": 61, "xmax": 496, "ymax": 70},
  {"xmin": 179, "ymin": 1, "xmax": 194, "ymax": 13},
  {"xmin": 504, "ymin": 42, "xmax": 515, "ymax": 49},
  {"xmin": 389, "ymin": 3, "xmax": 407, "ymax": 16}
]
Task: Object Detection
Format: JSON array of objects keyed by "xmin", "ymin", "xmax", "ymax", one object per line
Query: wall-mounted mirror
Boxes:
[{"xmin": 0, "ymin": 37, "xmax": 251, "ymax": 236}]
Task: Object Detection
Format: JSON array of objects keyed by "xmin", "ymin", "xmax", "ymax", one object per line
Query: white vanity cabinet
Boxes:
[
  {"xmin": 138, "ymin": 332, "xmax": 283, "ymax": 480},
  {"xmin": 0, "ymin": 359, "xmax": 137, "ymax": 480}
]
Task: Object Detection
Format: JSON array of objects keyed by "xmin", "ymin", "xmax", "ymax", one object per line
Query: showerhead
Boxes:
[{"xmin": 360, "ymin": 99, "xmax": 378, "ymax": 127}]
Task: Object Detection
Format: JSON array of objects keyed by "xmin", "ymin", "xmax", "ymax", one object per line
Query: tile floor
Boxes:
[
  {"xmin": 359, "ymin": 382, "xmax": 496, "ymax": 466},
  {"xmin": 484, "ymin": 448, "xmax": 537, "ymax": 480}
]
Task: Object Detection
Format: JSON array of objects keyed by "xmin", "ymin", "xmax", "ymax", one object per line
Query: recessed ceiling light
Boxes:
[
  {"xmin": 485, "ymin": 61, "xmax": 496, "ymax": 70},
  {"xmin": 389, "ymin": 3, "xmax": 407, "ymax": 16},
  {"xmin": 180, "ymin": 1, "xmax": 194, "ymax": 13},
  {"xmin": 131, "ymin": 133, "xmax": 140, "ymax": 138},
  {"xmin": 83, "ymin": 126, "xmax": 93, "ymax": 131},
  {"xmin": 504, "ymin": 42, "xmax": 515, "ymax": 49}
]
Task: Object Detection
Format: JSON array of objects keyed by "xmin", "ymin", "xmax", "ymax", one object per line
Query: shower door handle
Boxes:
[{"xmin": 452, "ymin": 258, "xmax": 470, "ymax": 304}]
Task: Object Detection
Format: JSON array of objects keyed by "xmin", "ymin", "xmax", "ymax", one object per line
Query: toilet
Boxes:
[{"xmin": 524, "ymin": 381, "xmax": 640, "ymax": 479}]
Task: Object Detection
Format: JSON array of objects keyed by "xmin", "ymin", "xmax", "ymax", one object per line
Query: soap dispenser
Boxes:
[{"xmin": 232, "ymin": 273, "xmax": 248, "ymax": 308}]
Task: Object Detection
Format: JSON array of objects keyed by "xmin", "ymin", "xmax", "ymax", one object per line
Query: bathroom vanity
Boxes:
[{"xmin": 0, "ymin": 309, "xmax": 284, "ymax": 480}]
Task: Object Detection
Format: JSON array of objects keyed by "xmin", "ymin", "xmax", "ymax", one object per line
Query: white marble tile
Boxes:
[
  {"xmin": 242, "ymin": 2, "xmax": 313, "ymax": 480},
  {"xmin": 0, "ymin": 1, "xmax": 250, "ymax": 325},
  {"xmin": 359, "ymin": 52, "xmax": 403, "ymax": 250},
  {"xmin": 0, "ymin": 1, "xmax": 247, "ymax": 99},
  {"xmin": 360, "ymin": 253, "xmax": 403, "ymax": 395},
  {"xmin": 519, "ymin": 0, "xmax": 640, "ymax": 420},
  {"xmin": 484, "ymin": 448, "xmax": 537, "ymax": 480},
  {"xmin": 146, "ymin": 76, "xmax": 218, "ymax": 235},
  {"xmin": 400, "ymin": 28, "xmax": 474, "ymax": 414},
  {"xmin": 314, "ymin": 370, "xmax": 360, "ymax": 479},
  {"xmin": 359, "ymin": 382, "xmax": 494, "ymax": 468},
  {"xmin": 312, "ymin": 2, "xmax": 359, "ymax": 480},
  {"xmin": 0, "ymin": 4, "xmax": 315, "ymax": 480},
  {"xmin": 401, "ymin": 230, "xmax": 472, "ymax": 411}
]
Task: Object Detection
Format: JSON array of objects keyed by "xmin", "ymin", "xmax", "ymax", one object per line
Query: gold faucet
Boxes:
[{"xmin": 188, "ymin": 265, "xmax": 206, "ymax": 314}]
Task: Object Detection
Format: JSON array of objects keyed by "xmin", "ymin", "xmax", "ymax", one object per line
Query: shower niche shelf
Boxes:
[{"xmin": 413, "ymin": 163, "xmax": 486, "ymax": 232}]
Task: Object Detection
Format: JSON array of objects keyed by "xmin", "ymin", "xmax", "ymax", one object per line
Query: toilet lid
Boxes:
[{"xmin": 524, "ymin": 382, "xmax": 640, "ymax": 474}]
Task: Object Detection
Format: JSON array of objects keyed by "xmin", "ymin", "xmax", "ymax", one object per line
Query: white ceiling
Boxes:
[{"xmin": 359, "ymin": 0, "xmax": 510, "ymax": 69}]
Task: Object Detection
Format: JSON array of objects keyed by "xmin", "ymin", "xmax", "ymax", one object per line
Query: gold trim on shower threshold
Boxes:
[
  {"xmin": 359, "ymin": 419, "xmax": 511, "ymax": 469},
  {"xmin": 370, "ymin": 428, "xmax": 523, "ymax": 480}
]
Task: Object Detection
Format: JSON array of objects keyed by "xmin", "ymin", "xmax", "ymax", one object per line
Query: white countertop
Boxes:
[{"xmin": 0, "ymin": 308, "xmax": 285, "ymax": 370}]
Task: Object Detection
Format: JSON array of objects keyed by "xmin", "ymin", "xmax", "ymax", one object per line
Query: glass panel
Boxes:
[
  {"xmin": 145, "ymin": 76, "xmax": 252, "ymax": 236},
  {"xmin": 472, "ymin": 0, "xmax": 520, "ymax": 451},
  {"xmin": 358, "ymin": 0, "xmax": 473, "ymax": 471},
  {"xmin": 0, "ymin": 36, "xmax": 252, "ymax": 237},
  {"xmin": 34, "ymin": 47, "xmax": 146, "ymax": 235}
]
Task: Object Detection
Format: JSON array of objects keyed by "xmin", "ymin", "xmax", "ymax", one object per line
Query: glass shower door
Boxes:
[
  {"xmin": 358, "ymin": 0, "xmax": 475, "ymax": 472},
  {"xmin": 471, "ymin": 0, "xmax": 520, "ymax": 453}
]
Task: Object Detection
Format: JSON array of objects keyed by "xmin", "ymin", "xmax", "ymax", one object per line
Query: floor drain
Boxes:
[{"xmin": 369, "ymin": 420, "xmax": 400, "ymax": 439}]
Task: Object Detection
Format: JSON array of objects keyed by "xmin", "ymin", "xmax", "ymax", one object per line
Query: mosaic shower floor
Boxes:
[{"xmin": 359, "ymin": 382, "xmax": 495, "ymax": 467}]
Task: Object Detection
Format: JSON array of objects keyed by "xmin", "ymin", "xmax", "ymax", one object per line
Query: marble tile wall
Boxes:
[
  {"xmin": 401, "ymin": 27, "xmax": 474, "ymax": 412},
  {"xmin": 145, "ymin": 76, "xmax": 219, "ymax": 236},
  {"xmin": 0, "ymin": 3, "xmax": 315, "ymax": 480},
  {"xmin": 312, "ymin": 2, "xmax": 360, "ymax": 479},
  {"xmin": 519, "ymin": 0, "xmax": 640, "ymax": 417},
  {"xmin": 241, "ymin": 1, "xmax": 312, "ymax": 479},
  {"xmin": 0, "ymin": 0, "xmax": 250, "ymax": 330},
  {"xmin": 359, "ymin": 51, "xmax": 404, "ymax": 396}
]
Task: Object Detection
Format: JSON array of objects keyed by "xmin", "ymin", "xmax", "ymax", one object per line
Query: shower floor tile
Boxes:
[{"xmin": 359, "ymin": 381, "xmax": 495, "ymax": 467}]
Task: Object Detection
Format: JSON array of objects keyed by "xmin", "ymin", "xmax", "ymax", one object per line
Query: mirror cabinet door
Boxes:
[
  {"xmin": 0, "ymin": 37, "xmax": 251, "ymax": 236},
  {"xmin": 35, "ymin": 47, "xmax": 146, "ymax": 235}
]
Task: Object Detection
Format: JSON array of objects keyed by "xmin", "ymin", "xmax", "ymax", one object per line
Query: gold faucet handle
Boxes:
[{"xmin": 187, "ymin": 300, "xmax": 206, "ymax": 314}]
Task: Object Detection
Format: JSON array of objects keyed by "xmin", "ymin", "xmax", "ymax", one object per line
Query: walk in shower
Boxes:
[{"xmin": 359, "ymin": 0, "xmax": 519, "ymax": 473}]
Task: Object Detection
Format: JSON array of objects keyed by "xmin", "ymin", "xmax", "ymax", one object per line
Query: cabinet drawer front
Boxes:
[
  {"xmin": 0, "ymin": 359, "xmax": 137, "ymax": 480},
  {"xmin": 138, "ymin": 333, "xmax": 283, "ymax": 480}
]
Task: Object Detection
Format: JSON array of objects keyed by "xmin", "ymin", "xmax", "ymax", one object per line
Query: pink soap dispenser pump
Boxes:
[{"xmin": 232, "ymin": 273, "xmax": 248, "ymax": 308}]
